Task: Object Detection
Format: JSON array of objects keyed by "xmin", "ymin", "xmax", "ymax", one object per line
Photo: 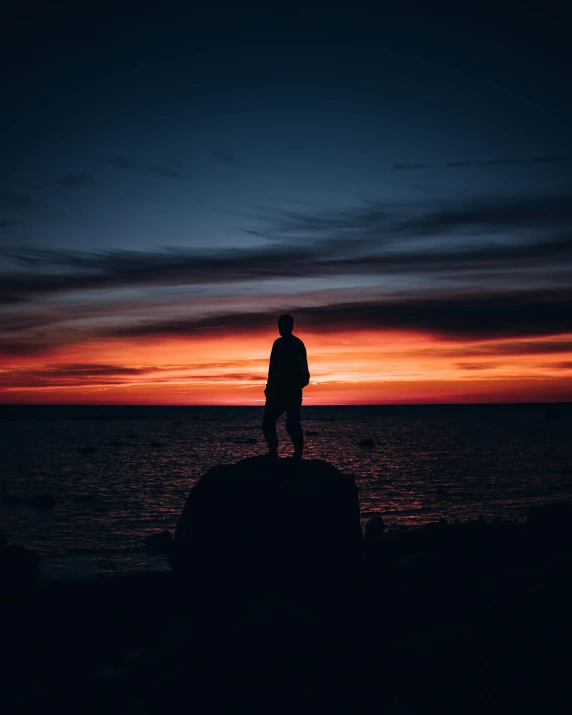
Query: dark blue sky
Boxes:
[{"xmin": 1, "ymin": 1, "xmax": 571, "ymax": 402}]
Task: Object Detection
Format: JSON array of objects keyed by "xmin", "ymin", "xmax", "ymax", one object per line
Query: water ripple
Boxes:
[{"xmin": 0, "ymin": 404, "xmax": 570, "ymax": 578}]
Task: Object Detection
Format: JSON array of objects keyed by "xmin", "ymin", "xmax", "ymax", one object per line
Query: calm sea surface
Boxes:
[{"xmin": 0, "ymin": 404, "xmax": 570, "ymax": 579}]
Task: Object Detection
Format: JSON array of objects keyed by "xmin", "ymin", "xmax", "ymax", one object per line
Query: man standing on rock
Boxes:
[{"xmin": 262, "ymin": 314, "xmax": 310, "ymax": 459}]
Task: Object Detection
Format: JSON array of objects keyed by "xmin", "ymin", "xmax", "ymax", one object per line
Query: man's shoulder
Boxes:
[
  {"xmin": 273, "ymin": 335, "xmax": 305, "ymax": 349},
  {"xmin": 291, "ymin": 335, "xmax": 306, "ymax": 354}
]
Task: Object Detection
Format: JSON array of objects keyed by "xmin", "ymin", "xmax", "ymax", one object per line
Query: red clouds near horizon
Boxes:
[
  {"xmin": 1, "ymin": 194, "xmax": 571, "ymax": 405},
  {"xmin": 2, "ymin": 327, "xmax": 571, "ymax": 405}
]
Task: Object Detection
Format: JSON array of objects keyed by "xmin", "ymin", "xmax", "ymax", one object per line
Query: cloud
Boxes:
[
  {"xmin": 0, "ymin": 337, "xmax": 66, "ymax": 357},
  {"xmin": 148, "ymin": 160, "xmax": 188, "ymax": 180},
  {"xmin": 108, "ymin": 156, "xmax": 137, "ymax": 170},
  {"xmin": 0, "ymin": 363, "xmax": 154, "ymax": 388},
  {"xmin": 251, "ymin": 202, "xmax": 394, "ymax": 245},
  {"xmin": 213, "ymin": 150, "xmax": 238, "ymax": 166},
  {"xmin": 0, "ymin": 190, "xmax": 32, "ymax": 212},
  {"xmin": 395, "ymin": 153, "xmax": 572, "ymax": 171},
  {"xmin": 398, "ymin": 195, "xmax": 572, "ymax": 235},
  {"xmin": 455, "ymin": 362, "xmax": 502, "ymax": 371},
  {"xmin": 261, "ymin": 194, "xmax": 572, "ymax": 243},
  {"xmin": 57, "ymin": 173, "xmax": 95, "ymax": 188},
  {"xmin": 467, "ymin": 339, "xmax": 572, "ymax": 356},
  {"xmin": 0, "ymin": 191, "xmax": 569, "ymax": 362},
  {"xmin": 0, "ymin": 179, "xmax": 569, "ymax": 375},
  {"xmin": 181, "ymin": 373, "xmax": 266, "ymax": 382},
  {"xmin": 0, "ymin": 219, "xmax": 16, "ymax": 228},
  {"xmin": 0, "ymin": 362, "xmax": 266, "ymax": 388},
  {"xmin": 107, "ymin": 156, "xmax": 188, "ymax": 179},
  {"xmin": 481, "ymin": 153, "xmax": 572, "ymax": 167},
  {"xmin": 392, "ymin": 163, "xmax": 429, "ymax": 171},
  {"xmin": 35, "ymin": 363, "xmax": 149, "ymax": 377},
  {"xmin": 101, "ymin": 288, "xmax": 572, "ymax": 342},
  {"xmin": 0, "ymin": 230, "xmax": 570, "ymax": 307}
]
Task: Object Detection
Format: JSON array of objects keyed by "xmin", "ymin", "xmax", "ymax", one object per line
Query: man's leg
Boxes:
[
  {"xmin": 262, "ymin": 402, "xmax": 284, "ymax": 455},
  {"xmin": 286, "ymin": 403, "xmax": 303, "ymax": 457}
]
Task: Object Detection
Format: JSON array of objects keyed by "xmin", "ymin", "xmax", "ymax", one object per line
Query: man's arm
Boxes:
[
  {"xmin": 300, "ymin": 343, "xmax": 310, "ymax": 388},
  {"xmin": 265, "ymin": 341, "xmax": 278, "ymax": 397}
]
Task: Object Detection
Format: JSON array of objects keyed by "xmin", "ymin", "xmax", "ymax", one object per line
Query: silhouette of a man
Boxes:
[{"xmin": 262, "ymin": 314, "xmax": 310, "ymax": 459}]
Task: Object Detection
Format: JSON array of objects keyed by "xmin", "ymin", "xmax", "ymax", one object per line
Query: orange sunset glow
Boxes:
[{"xmin": 2, "ymin": 329, "xmax": 571, "ymax": 405}]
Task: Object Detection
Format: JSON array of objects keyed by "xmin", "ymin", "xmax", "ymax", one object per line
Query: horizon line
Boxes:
[{"xmin": 0, "ymin": 401, "xmax": 569, "ymax": 408}]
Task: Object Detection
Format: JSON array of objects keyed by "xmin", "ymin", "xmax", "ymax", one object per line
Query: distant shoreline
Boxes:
[{"xmin": 1, "ymin": 402, "xmax": 570, "ymax": 408}]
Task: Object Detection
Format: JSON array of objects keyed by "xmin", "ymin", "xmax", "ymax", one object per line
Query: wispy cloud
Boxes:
[
  {"xmin": 100, "ymin": 288, "xmax": 572, "ymax": 342},
  {"xmin": 0, "ymin": 362, "xmax": 266, "ymax": 388},
  {"xmin": 263, "ymin": 194, "xmax": 572, "ymax": 240},
  {"xmin": 213, "ymin": 149, "xmax": 238, "ymax": 166},
  {"xmin": 0, "ymin": 336, "xmax": 66, "ymax": 358},
  {"xmin": 0, "ymin": 237, "xmax": 564, "ymax": 305},
  {"xmin": 455, "ymin": 362, "xmax": 500, "ymax": 371},
  {"xmin": 0, "ymin": 192, "xmax": 570, "ymax": 305},
  {"xmin": 0, "ymin": 189, "xmax": 32, "ymax": 212},
  {"xmin": 148, "ymin": 160, "xmax": 188, "ymax": 180},
  {"xmin": 108, "ymin": 156, "xmax": 138, "ymax": 170},
  {"xmin": 480, "ymin": 153, "xmax": 572, "ymax": 167},
  {"xmin": 394, "ymin": 153, "xmax": 572, "ymax": 171},
  {"xmin": 466, "ymin": 339, "xmax": 572, "ymax": 356},
  {"xmin": 398, "ymin": 195, "xmax": 572, "ymax": 235},
  {"xmin": 1, "ymin": 190, "xmax": 570, "ymax": 360},
  {"xmin": 0, "ymin": 363, "xmax": 154, "ymax": 388},
  {"xmin": 392, "ymin": 163, "xmax": 429, "ymax": 171},
  {"xmin": 57, "ymin": 173, "xmax": 95, "ymax": 188},
  {"xmin": 107, "ymin": 156, "xmax": 189, "ymax": 180}
]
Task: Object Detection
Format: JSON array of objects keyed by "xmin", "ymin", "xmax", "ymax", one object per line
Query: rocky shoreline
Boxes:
[{"xmin": 2, "ymin": 458, "xmax": 572, "ymax": 713}]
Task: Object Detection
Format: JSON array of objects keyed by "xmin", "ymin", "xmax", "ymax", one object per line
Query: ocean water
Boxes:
[{"xmin": 0, "ymin": 404, "xmax": 570, "ymax": 579}]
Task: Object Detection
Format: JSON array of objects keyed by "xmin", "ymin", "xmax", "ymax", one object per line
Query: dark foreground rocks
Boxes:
[
  {"xmin": 170, "ymin": 456, "xmax": 362, "ymax": 604},
  {"xmin": 0, "ymin": 537, "xmax": 41, "ymax": 588},
  {"xmin": 526, "ymin": 500, "xmax": 572, "ymax": 534},
  {"xmin": 145, "ymin": 530, "xmax": 173, "ymax": 552},
  {"xmin": 3, "ymin": 460, "xmax": 572, "ymax": 714}
]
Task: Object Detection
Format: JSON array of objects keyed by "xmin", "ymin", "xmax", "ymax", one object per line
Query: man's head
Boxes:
[{"xmin": 277, "ymin": 313, "xmax": 294, "ymax": 336}]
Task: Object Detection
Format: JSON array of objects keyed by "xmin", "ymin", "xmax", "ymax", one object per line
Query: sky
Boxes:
[{"xmin": 1, "ymin": 1, "xmax": 571, "ymax": 404}]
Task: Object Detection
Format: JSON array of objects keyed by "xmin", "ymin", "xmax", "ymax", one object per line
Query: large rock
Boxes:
[
  {"xmin": 170, "ymin": 457, "xmax": 361, "ymax": 604},
  {"xmin": 145, "ymin": 530, "xmax": 173, "ymax": 552},
  {"xmin": 0, "ymin": 544, "xmax": 41, "ymax": 587},
  {"xmin": 527, "ymin": 501, "xmax": 572, "ymax": 535},
  {"xmin": 28, "ymin": 494, "xmax": 55, "ymax": 510},
  {"xmin": 364, "ymin": 515, "xmax": 385, "ymax": 537}
]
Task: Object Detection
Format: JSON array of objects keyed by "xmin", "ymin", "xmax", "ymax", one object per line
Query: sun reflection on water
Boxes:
[{"xmin": 0, "ymin": 404, "xmax": 570, "ymax": 578}]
